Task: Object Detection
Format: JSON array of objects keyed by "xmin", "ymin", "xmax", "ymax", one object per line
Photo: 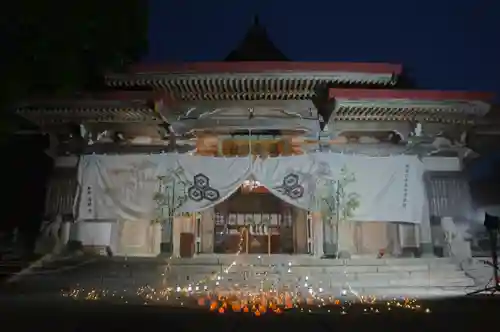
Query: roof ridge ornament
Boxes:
[
  {"xmin": 224, "ymin": 13, "xmax": 288, "ymax": 61},
  {"xmin": 253, "ymin": 15, "xmax": 260, "ymax": 26}
]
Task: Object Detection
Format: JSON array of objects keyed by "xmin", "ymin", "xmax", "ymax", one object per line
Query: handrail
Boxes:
[{"xmin": 441, "ymin": 217, "xmax": 472, "ymax": 264}]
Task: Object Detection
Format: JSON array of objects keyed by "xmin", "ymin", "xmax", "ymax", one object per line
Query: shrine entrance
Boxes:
[{"xmin": 213, "ymin": 181, "xmax": 303, "ymax": 255}]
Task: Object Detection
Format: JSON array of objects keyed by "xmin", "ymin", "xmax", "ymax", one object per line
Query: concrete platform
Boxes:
[
  {"xmin": 5, "ymin": 254, "xmax": 488, "ymax": 301},
  {"xmin": 163, "ymin": 254, "xmax": 476, "ymax": 299}
]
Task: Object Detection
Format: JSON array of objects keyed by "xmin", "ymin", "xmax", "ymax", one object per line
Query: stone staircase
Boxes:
[{"xmin": 165, "ymin": 255, "xmax": 475, "ymax": 298}]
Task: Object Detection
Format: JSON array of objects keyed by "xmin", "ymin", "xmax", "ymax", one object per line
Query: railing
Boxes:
[
  {"xmin": 440, "ymin": 217, "xmax": 500, "ymax": 287},
  {"xmin": 441, "ymin": 217, "xmax": 472, "ymax": 265}
]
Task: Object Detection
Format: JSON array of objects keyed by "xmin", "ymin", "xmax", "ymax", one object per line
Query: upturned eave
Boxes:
[
  {"xmin": 329, "ymin": 88, "xmax": 495, "ymax": 123},
  {"xmin": 105, "ymin": 61, "xmax": 402, "ymax": 94},
  {"xmin": 15, "ymin": 92, "xmax": 160, "ymax": 126}
]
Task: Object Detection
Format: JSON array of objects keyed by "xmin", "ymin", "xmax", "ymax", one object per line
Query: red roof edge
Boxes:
[
  {"xmin": 329, "ymin": 88, "xmax": 495, "ymax": 102},
  {"xmin": 125, "ymin": 61, "xmax": 402, "ymax": 75}
]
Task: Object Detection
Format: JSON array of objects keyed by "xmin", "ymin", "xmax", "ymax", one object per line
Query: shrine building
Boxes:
[{"xmin": 16, "ymin": 17, "xmax": 497, "ymax": 260}]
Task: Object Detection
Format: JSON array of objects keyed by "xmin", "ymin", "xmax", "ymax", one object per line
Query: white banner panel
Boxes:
[
  {"xmin": 319, "ymin": 153, "xmax": 425, "ymax": 223},
  {"xmin": 172, "ymin": 155, "xmax": 252, "ymax": 212},
  {"xmin": 253, "ymin": 154, "xmax": 319, "ymax": 210},
  {"xmin": 254, "ymin": 153, "xmax": 426, "ymax": 223},
  {"xmin": 77, "ymin": 153, "xmax": 426, "ymax": 224},
  {"xmin": 77, "ymin": 154, "xmax": 253, "ymax": 220},
  {"xmin": 77, "ymin": 154, "xmax": 173, "ymax": 221}
]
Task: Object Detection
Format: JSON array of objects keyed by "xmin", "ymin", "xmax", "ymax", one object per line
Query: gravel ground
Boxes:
[{"xmin": 1, "ymin": 255, "xmax": 500, "ymax": 331}]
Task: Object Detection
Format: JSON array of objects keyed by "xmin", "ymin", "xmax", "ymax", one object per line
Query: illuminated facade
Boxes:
[{"xmin": 17, "ymin": 18, "xmax": 496, "ymax": 260}]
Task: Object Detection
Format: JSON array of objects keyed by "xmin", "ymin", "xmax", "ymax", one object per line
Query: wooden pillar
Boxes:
[
  {"xmin": 201, "ymin": 208, "xmax": 215, "ymax": 253},
  {"xmin": 293, "ymin": 208, "xmax": 308, "ymax": 254},
  {"xmin": 260, "ymin": 142, "xmax": 269, "ymax": 158},
  {"xmin": 399, "ymin": 223, "xmax": 420, "ymax": 255},
  {"xmin": 282, "ymin": 138, "xmax": 292, "ymax": 155},
  {"xmin": 194, "ymin": 213, "xmax": 202, "ymax": 254},
  {"xmin": 172, "ymin": 215, "xmax": 194, "ymax": 258},
  {"xmin": 245, "ymin": 228, "xmax": 249, "ymax": 254},
  {"xmin": 217, "ymin": 139, "xmax": 223, "ymax": 156},
  {"xmin": 312, "ymin": 212, "xmax": 324, "ymax": 257},
  {"xmin": 172, "ymin": 216, "xmax": 181, "ymax": 258},
  {"xmin": 416, "ymin": 172, "xmax": 436, "ymax": 256},
  {"xmin": 267, "ymin": 230, "xmax": 271, "ymax": 256},
  {"xmin": 387, "ymin": 223, "xmax": 402, "ymax": 256}
]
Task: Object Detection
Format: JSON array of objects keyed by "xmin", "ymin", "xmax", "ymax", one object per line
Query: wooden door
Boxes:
[{"xmin": 180, "ymin": 233, "xmax": 195, "ymax": 258}]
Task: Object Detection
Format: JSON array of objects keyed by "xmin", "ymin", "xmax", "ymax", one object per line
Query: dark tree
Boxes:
[
  {"xmin": 0, "ymin": 0, "xmax": 148, "ymax": 135},
  {"xmin": 0, "ymin": 0, "xmax": 148, "ymax": 255}
]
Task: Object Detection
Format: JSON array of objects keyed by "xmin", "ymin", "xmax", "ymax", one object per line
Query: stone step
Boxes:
[
  {"xmin": 168, "ymin": 266, "xmax": 222, "ymax": 274},
  {"xmin": 192, "ymin": 281, "xmax": 474, "ymax": 300},
  {"xmin": 179, "ymin": 274, "xmax": 473, "ymax": 290},
  {"xmin": 166, "ymin": 268, "xmax": 466, "ymax": 282},
  {"xmin": 352, "ymin": 271, "xmax": 469, "ymax": 280},
  {"xmin": 170, "ymin": 257, "xmax": 221, "ymax": 265},
  {"xmin": 162, "ymin": 256, "xmax": 474, "ymax": 294},
  {"xmin": 173, "ymin": 272, "xmax": 456, "ymax": 283},
  {"xmin": 353, "ymin": 286, "xmax": 469, "ymax": 298},
  {"xmin": 172, "ymin": 282, "xmax": 473, "ymax": 295},
  {"xmin": 124, "ymin": 271, "xmax": 473, "ymax": 298},
  {"xmin": 165, "ymin": 268, "xmax": 470, "ymax": 282},
  {"xmin": 408, "ymin": 270, "xmax": 467, "ymax": 279},
  {"xmin": 168, "ymin": 264, "xmax": 461, "ymax": 277},
  {"xmin": 170, "ymin": 260, "xmax": 458, "ymax": 270},
  {"xmin": 170, "ymin": 256, "xmax": 456, "ymax": 267}
]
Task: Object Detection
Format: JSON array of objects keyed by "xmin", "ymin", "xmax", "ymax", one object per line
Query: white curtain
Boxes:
[
  {"xmin": 77, "ymin": 154, "xmax": 172, "ymax": 221},
  {"xmin": 174, "ymin": 155, "xmax": 252, "ymax": 213},
  {"xmin": 78, "ymin": 153, "xmax": 426, "ymax": 224},
  {"xmin": 77, "ymin": 154, "xmax": 253, "ymax": 220},
  {"xmin": 253, "ymin": 154, "xmax": 319, "ymax": 210},
  {"xmin": 314, "ymin": 153, "xmax": 425, "ymax": 223},
  {"xmin": 253, "ymin": 153, "xmax": 426, "ymax": 223}
]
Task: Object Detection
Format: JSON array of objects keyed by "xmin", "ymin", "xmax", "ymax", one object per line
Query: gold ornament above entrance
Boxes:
[
  {"xmin": 195, "ymin": 136, "xmax": 303, "ymax": 157},
  {"xmin": 241, "ymin": 180, "xmax": 268, "ymax": 194}
]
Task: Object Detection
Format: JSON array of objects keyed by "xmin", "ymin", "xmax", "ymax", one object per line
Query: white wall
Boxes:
[
  {"xmin": 54, "ymin": 156, "xmax": 79, "ymax": 168},
  {"xmin": 422, "ymin": 157, "xmax": 461, "ymax": 172},
  {"xmin": 70, "ymin": 221, "xmax": 113, "ymax": 247},
  {"xmin": 70, "ymin": 220, "xmax": 162, "ymax": 257}
]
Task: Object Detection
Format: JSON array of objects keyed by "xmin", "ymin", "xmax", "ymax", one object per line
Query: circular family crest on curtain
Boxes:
[
  {"xmin": 274, "ymin": 173, "xmax": 305, "ymax": 199},
  {"xmin": 187, "ymin": 173, "xmax": 221, "ymax": 202}
]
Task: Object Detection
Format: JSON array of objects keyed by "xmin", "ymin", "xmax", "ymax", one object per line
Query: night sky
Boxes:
[
  {"xmin": 146, "ymin": 0, "xmax": 500, "ymax": 181},
  {"xmin": 147, "ymin": 0, "xmax": 500, "ymax": 99}
]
